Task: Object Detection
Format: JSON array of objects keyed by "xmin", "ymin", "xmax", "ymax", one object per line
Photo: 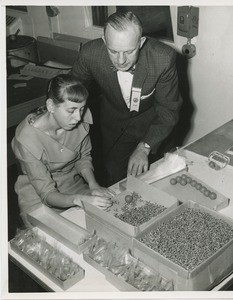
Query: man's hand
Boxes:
[{"xmin": 127, "ymin": 142, "xmax": 150, "ymax": 177}]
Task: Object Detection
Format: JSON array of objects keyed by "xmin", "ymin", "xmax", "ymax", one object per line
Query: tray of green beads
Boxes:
[
  {"xmin": 82, "ymin": 176, "xmax": 179, "ymax": 239},
  {"xmin": 132, "ymin": 200, "xmax": 233, "ymax": 290},
  {"xmin": 151, "ymin": 169, "xmax": 229, "ymax": 211}
]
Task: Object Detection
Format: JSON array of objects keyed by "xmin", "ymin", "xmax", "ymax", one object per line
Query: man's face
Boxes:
[{"xmin": 104, "ymin": 24, "xmax": 144, "ymax": 72}]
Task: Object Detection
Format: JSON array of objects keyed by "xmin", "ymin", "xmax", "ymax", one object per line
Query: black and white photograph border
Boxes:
[{"xmin": 1, "ymin": 0, "xmax": 233, "ymax": 299}]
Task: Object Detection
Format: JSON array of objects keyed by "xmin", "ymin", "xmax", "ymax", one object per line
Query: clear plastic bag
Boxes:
[
  {"xmin": 11, "ymin": 227, "xmax": 82, "ymax": 282},
  {"xmin": 85, "ymin": 235, "xmax": 174, "ymax": 291}
]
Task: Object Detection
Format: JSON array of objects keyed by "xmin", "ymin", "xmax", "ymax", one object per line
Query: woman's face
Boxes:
[{"xmin": 52, "ymin": 99, "xmax": 86, "ymax": 130}]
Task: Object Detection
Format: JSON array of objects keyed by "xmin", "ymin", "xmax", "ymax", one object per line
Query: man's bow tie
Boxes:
[{"xmin": 110, "ymin": 66, "xmax": 135, "ymax": 75}]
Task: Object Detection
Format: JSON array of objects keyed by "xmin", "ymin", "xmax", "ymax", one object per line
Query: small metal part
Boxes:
[{"xmin": 208, "ymin": 151, "xmax": 230, "ymax": 170}]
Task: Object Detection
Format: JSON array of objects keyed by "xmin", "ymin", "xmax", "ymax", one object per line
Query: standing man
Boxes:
[{"xmin": 71, "ymin": 11, "xmax": 182, "ymax": 187}]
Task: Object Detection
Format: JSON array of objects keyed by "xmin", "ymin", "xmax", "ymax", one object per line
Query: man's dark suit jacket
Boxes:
[{"xmin": 71, "ymin": 37, "xmax": 182, "ymax": 155}]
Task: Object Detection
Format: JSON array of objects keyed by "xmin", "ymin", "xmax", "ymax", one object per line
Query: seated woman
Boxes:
[{"xmin": 11, "ymin": 74, "xmax": 114, "ymax": 227}]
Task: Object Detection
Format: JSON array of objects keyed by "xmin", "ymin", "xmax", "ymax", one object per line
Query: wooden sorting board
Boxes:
[{"xmin": 151, "ymin": 170, "xmax": 229, "ymax": 211}]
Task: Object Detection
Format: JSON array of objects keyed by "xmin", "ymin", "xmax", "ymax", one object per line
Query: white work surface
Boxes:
[{"xmin": 8, "ymin": 149, "xmax": 233, "ymax": 293}]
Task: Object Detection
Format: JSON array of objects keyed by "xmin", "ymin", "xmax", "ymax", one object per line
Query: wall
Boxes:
[
  {"xmin": 171, "ymin": 6, "xmax": 233, "ymax": 145},
  {"xmin": 27, "ymin": 6, "xmax": 105, "ymax": 40},
  {"xmin": 182, "ymin": 6, "xmax": 233, "ymax": 144},
  {"xmin": 9, "ymin": 5, "xmax": 233, "ymax": 145}
]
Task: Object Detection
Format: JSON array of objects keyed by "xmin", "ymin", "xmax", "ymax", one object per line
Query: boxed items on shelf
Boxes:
[
  {"xmin": 27, "ymin": 205, "xmax": 93, "ymax": 254},
  {"xmin": 132, "ymin": 200, "xmax": 233, "ymax": 290},
  {"xmin": 83, "ymin": 234, "xmax": 174, "ymax": 291},
  {"xmin": 151, "ymin": 169, "xmax": 229, "ymax": 211},
  {"xmin": 83, "ymin": 175, "xmax": 179, "ymax": 246},
  {"xmin": 9, "ymin": 227, "xmax": 85, "ymax": 290}
]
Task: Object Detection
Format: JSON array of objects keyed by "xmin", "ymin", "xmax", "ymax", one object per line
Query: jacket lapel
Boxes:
[
  {"xmin": 101, "ymin": 43, "xmax": 149, "ymax": 110},
  {"xmin": 102, "ymin": 50, "xmax": 131, "ymax": 110},
  {"xmin": 108, "ymin": 70, "xmax": 128, "ymax": 109},
  {"xmin": 132, "ymin": 49, "xmax": 149, "ymax": 90}
]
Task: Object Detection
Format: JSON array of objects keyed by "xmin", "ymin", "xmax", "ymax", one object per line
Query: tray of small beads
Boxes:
[
  {"xmin": 132, "ymin": 200, "xmax": 233, "ymax": 291},
  {"xmin": 9, "ymin": 227, "xmax": 85, "ymax": 290},
  {"xmin": 150, "ymin": 169, "xmax": 229, "ymax": 211},
  {"xmin": 27, "ymin": 205, "xmax": 94, "ymax": 254},
  {"xmin": 83, "ymin": 234, "xmax": 174, "ymax": 291},
  {"xmin": 82, "ymin": 175, "xmax": 179, "ymax": 239}
]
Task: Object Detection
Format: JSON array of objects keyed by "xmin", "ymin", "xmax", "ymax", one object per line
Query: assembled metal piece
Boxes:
[{"xmin": 208, "ymin": 151, "xmax": 230, "ymax": 170}]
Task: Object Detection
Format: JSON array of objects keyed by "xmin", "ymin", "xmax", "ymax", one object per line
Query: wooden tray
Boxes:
[
  {"xmin": 83, "ymin": 175, "xmax": 179, "ymax": 238},
  {"xmin": 151, "ymin": 169, "xmax": 229, "ymax": 211},
  {"xmin": 27, "ymin": 205, "xmax": 93, "ymax": 254},
  {"xmin": 83, "ymin": 251, "xmax": 173, "ymax": 291},
  {"xmin": 9, "ymin": 228, "xmax": 85, "ymax": 290},
  {"xmin": 133, "ymin": 200, "xmax": 233, "ymax": 290}
]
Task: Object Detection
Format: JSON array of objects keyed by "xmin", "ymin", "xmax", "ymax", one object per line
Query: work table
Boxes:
[{"xmin": 7, "ymin": 119, "xmax": 233, "ymax": 294}]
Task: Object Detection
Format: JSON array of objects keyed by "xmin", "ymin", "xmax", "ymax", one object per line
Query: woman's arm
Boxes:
[
  {"xmin": 45, "ymin": 190, "xmax": 112, "ymax": 210},
  {"xmin": 75, "ymin": 132, "xmax": 115, "ymax": 197},
  {"xmin": 13, "ymin": 140, "xmax": 113, "ymax": 210},
  {"xmin": 80, "ymin": 167, "xmax": 115, "ymax": 198}
]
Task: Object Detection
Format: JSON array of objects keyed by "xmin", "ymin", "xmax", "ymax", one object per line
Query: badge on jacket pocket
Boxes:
[{"xmin": 130, "ymin": 87, "xmax": 141, "ymax": 112}]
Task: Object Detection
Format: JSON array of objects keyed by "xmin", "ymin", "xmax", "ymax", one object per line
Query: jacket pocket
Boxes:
[{"xmin": 141, "ymin": 88, "xmax": 155, "ymax": 100}]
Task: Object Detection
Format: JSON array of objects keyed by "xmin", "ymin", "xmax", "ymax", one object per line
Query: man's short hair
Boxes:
[{"xmin": 104, "ymin": 11, "xmax": 143, "ymax": 37}]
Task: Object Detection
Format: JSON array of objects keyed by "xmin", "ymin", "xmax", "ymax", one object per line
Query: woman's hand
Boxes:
[
  {"xmin": 90, "ymin": 186, "xmax": 116, "ymax": 198},
  {"xmin": 73, "ymin": 194, "xmax": 113, "ymax": 210}
]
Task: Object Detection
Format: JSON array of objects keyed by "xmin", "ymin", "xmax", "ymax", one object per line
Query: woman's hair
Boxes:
[
  {"xmin": 47, "ymin": 74, "xmax": 89, "ymax": 104},
  {"xmin": 31, "ymin": 74, "xmax": 88, "ymax": 115},
  {"xmin": 104, "ymin": 11, "xmax": 143, "ymax": 36}
]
